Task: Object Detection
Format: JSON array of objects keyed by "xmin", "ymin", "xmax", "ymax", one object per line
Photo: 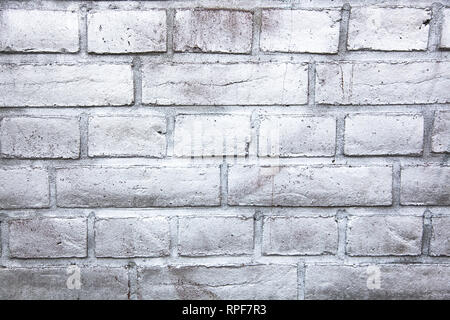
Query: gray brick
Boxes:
[
  {"xmin": 430, "ymin": 216, "xmax": 450, "ymax": 256},
  {"xmin": 431, "ymin": 111, "xmax": 450, "ymax": 153}
]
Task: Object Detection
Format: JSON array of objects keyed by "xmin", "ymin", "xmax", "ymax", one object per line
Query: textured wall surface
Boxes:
[{"xmin": 0, "ymin": 0, "xmax": 449, "ymax": 300}]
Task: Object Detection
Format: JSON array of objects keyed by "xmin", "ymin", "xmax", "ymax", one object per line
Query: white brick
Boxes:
[
  {"xmin": 88, "ymin": 10, "xmax": 167, "ymax": 53},
  {"xmin": 0, "ymin": 267, "xmax": 128, "ymax": 300},
  {"xmin": 316, "ymin": 61, "xmax": 450, "ymax": 105},
  {"xmin": 0, "ymin": 117, "xmax": 80, "ymax": 159},
  {"xmin": 178, "ymin": 216, "xmax": 253, "ymax": 256},
  {"xmin": 174, "ymin": 9, "xmax": 252, "ymax": 53},
  {"xmin": 9, "ymin": 218, "xmax": 87, "ymax": 258},
  {"xmin": 344, "ymin": 114, "xmax": 424, "ymax": 155},
  {"xmin": 348, "ymin": 7, "xmax": 431, "ymax": 51},
  {"xmin": 142, "ymin": 62, "xmax": 308, "ymax": 105},
  {"xmin": 346, "ymin": 216, "xmax": 422, "ymax": 256},
  {"xmin": 440, "ymin": 8, "xmax": 450, "ymax": 49},
  {"xmin": 174, "ymin": 114, "xmax": 251, "ymax": 157},
  {"xmin": 138, "ymin": 265, "xmax": 297, "ymax": 299},
  {"xmin": 262, "ymin": 217, "xmax": 338, "ymax": 255},
  {"xmin": 88, "ymin": 116, "xmax": 166, "ymax": 157},
  {"xmin": 260, "ymin": 9, "xmax": 340, "ymax": 53},
  {"xmin": 401, "ymin": 166, "xmax": 450, "ymax": 205},
  {"xmin": 431, "ymin": 111, "xmax": 450, "ymax": 153},
  {"xmin": 0, "ymin": 168, "xmax": 49, "ymax": 209},
  {"xmin": 56, "ymin": 166, "xmax": 221, "ymax": 207},
  {"xmin": 228, "ymin": 165, "xmax": 392, "ymax": 206},
  {"xmin": 95, "ymin": 217, "xmax": 170, "ymax": 258},
  {"xmin": 0, "ymin": 10, "xmax": 79, "ymax": 53},
  {"xmin": 258, "ymin": 115, "xmax": 336, "ymax": 157},
  {"xmin": 430, "ymin": 216, "xmax": 450, "ymax": 256},
  {"xmin": 305, "ymin": 264, "xmax": 450, "ymax": 299},
  {"xmin": 0, "ymin": 64, "xmax": 133, "ymax": 107}
]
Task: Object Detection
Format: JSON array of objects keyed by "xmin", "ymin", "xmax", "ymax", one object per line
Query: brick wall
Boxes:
[{"xmin": 0, "ymin": 0, "xmax": 449, "ymax": 300}]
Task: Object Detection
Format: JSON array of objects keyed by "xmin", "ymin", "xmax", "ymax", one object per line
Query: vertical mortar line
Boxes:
[
  {"xmin": 166, "ymin": 113, "xmax": 176, "ymax": 158},
  {"xmin": 297, "ymin": 262, "xmax": 306, "ymax": 300},
  {"xmin": 79, "ymin": 3, "xmax": 88, "ymax": 57},
  {"xmin": 220, "ymin": 160, "xmax": 228, "ymax": 208},
  {"xmin": 335, "ymin": 115, "xmax": 345, "ymax": 161},
  {"xmin": 253, "ymin": 210, "xmax": 263, "ymax": 262},
  {"xmin": 251, "ymin": 8, "xmax": 262, "ymax": 55},
  {"xmin": 421, "ymin": 209, "xmax": 433, "ymax": 256},
  {"xmin": 48, "ymin": 166, "xmax": 57, "ymax": 209},
  {"xmin": 166, "ymin": 8, "xmax": 175, "ymax": 56},
  {"xmin": 428, "ymin": 3, "xmax": 444, "ymax": 52},
  {"xmin": 87, "ymin": 211, "xmax": 96, "ymax": 260},
  {"xmin": 132, "ymin": 57, "xmax": 143, "ymax": 107},
  {"xmin": 79, "ymin": 113, "xmax": 89, "ymax": 159},
  {"xmin": 307, "ymin": 62, "xmax": 316, "ymax": 108},
  {"xmin": 336, "ymin": 209, "xmax": 348, "ymax": 261},
  {"xmin": 127, "ymin": 262, "xmax": 138, "ymax": 300},
  {"xmin": 338, "ymin": 3, "xmax": 351, "ymax": 56},
  {"xmin": 169, "ymin": 215, "xmax": 179, "ymax": 258},
  {"xmin": 249, "ymin": 109, "xmax": 260, "ymax": 159},
  {"xmin": 422, "ymin": 108, "xmax": 435, "ymax": 160},
  {"xmin": 392, "ymin": 161, "xmax": 401, "ymax": 207}
]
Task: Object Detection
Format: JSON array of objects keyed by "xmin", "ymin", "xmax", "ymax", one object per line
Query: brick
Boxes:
[
  {"xmin": 440, "ymin": 8, "xmax": 450, "ymax": 49},
  {"xmin": 88, "ymin": 116, "xmax": 166, "ymax": 158},
  {"xmin": 174, "ymin": 9, "xmax": 252, "ymax": 53},
  {"xmin": 401, "ymin": 166, "xmax": 450, "ymax": 205},
  {"xmin": 0, "ymin": 168, "xmax": 49, "ymax": 209},
  {"xmin": 137, "ymin": 265, "xmax": 297, "ymax": 299},
  {"xmin": 262, "ymin": 217, "xmax": 338, "ymax": 255},
  {"xmin": 348, "ymin": 7, "xmax": 431, "ymax": 51},
  {"xmin": 346, "ymin": 216, "xmax": 422, "ymax": 256},
  {"xmin": 431, "ymin": 111, "xmax": 450, "ymax": 153},
  {"xmin": 174, "ymin": 114, "xmax": 251, "ymax": 157},
  {"xmin": 315, "ymin": 61, "xmax": 450, "ymax": 105},
  {"xmin": 258, "ymin": 115, "xmax": 336, "ymax": 157},
  {"xmin": 0, "ymin": 64, "xmax": 133, "ymax": 107},
  {"xmin": 430, "ymin": 216, "xmax": 450, "ymax": 256},
  {"xmin": 0, "ymin": 267, "xmax": 128, "ymax": 300},
  {"xmin": 142, "ymin": 62, "xmax": 308, "ymax": 105},
  {"xmin": 260, "ymin": 9, "xmax": 340, "ymax": 53},
  {"xmin": 9, "ymin": 218, "xmax": 87, "ymax": 258},
  {"xmin": 178, "ymin": 216, "xmax": 253, "ymax": 256},
  {"xmin": 305, "ymin": 264, "xmax": 450, "ymax": 299},
  {"xmin": 88, "ymin": 10, "xmax": 167, "ymax": 53},
  {"xmin": 95, "ymin": 217, "xmax": 170, "ymax": 258},
  {"xmin": 0, "ymin": 117, "xmax": 80, "ymax": 159},
  {"xmin": 228, "ymin": 165, "xmax": 392, "ymax": 206},
  {"xmin": 56, "ymin": 166, "xmax": 220, "ymax": 207},
  {"xmin": 344, "ymin": 114, "xmax": 424, "ymax": 156},
  {"xmin": 0, "ymin": 10, "xmax": 79, "ymax": 53}
]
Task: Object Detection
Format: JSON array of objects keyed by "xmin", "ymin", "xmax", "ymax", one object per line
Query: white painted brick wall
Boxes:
[{"xmin": 0, "ymin": 0, "xmax": 448, "ymax": 300}]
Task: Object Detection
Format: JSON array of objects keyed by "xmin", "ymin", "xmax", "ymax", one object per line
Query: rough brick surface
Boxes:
[
  {"xmin": 262, "ymin": 217, "xmax": 338, "ymax": 255},
  {"xmin": 138, "ymin": 265, "xmax": 297, "ymax": 299},
  {"xmin": 431, "ymin": 111, "xmax": 450, "ymax": 153},
  {"xmin": 142, "ymin": 62, "xmax": 308, "ymax": 105},
  {"xmin": 56, "ymin": 166, "xmax": 221, "ymax": 207},
  {"xmin": 346, "ymin": 216, "xmax": 423, "ymax": 256},
  {"xmin": 348, "ymin": 7, "xmax": 431, "ymax": 51},
  {"xmin": 344, "ymin": 114, "xmax": 424, "ymax": 156},
  {"xmin": 0, "ymin": 64, "xmax": 133, "ymax": 107},
  {"xmin": 430, "ymin": 216, "xmax": 450, "ymax": 256},
  {"xmin": 9, "ymin": 218, "xmax": 87, "ymax": 258},
  {"xmin": 0, "ymin": 267, "xmax": 129, "ymax": 300},
  {"xmin": 0, "ymin": 117, "xmax": 80, "ymax": 159},
  {"xmin": 228, "ymin": 165, "xmax": 392, "ymax": 206},
  {"xmin": 440, "ymin": 8, "xmax": 450, "ymax": 49},
  {"xmin": 0, "ymin": 167, "xmax": 49, "ymax": 209},
  {"xmin": 260, "ymin": 9, "xmax": 340, "ymax": 53},
  {"xmin": 258, "ymin": 115, "xmax": 336, "ymax": 157},
  {"xmin": 174, "ymin": 9, "xmax": 252, "ymax": 53},
  {"xmin": 315, "ymin": 61, "xmax": 450, "ymax": 105},
  {"xmin": 88, "ymin": 10, "xmax": 167, "ymax": 53},
  {"xmin": 174, "ymin": 114, "xmax": 251, "ymax": 157},
  {"xmin": 88, "ymin": 116, "xmax": 166, "ymax": 157},
  {"xmin": 400, "ymin": 166, "xmax": 450, "ymax": 205},
  {"xmin": 305, "ymin": 265, "xmax": 450, "ymax": 299},
  {"xmin": 95, "ymin": 217, "xmax": 170, "ymax": 257},
  {"xmin": 0, "ymin": 10, "xmax": 79, "ymax": 53},
  {"xmin": 178, "ymin": 216, "xmax": 253, "ymax": 256}
]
